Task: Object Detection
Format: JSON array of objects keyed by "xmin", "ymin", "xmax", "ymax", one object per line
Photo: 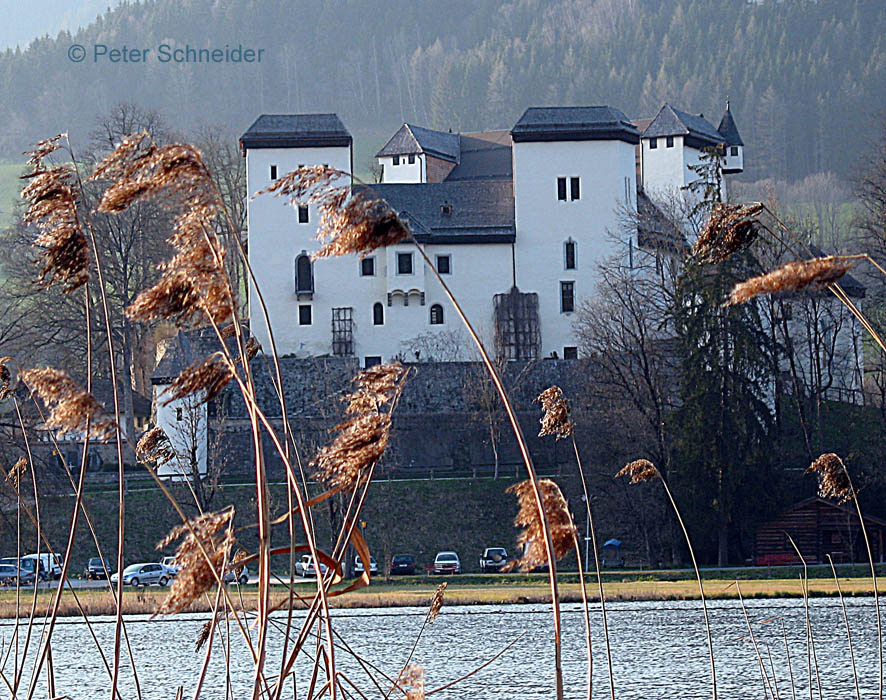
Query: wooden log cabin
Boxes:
[{"xmin": 755, "ymin": 497, "xmax": 886, "ymax": 566}]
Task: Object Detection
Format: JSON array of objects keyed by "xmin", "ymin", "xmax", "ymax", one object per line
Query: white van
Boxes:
[{"xmin": 22, "ymin": 553, "xmax": 63, "ymax": 580}]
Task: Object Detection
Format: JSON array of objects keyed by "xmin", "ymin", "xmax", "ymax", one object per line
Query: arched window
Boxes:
[
  {"xmin": 429, "ymin": 304, "xmax": 444, "ymax": 325},
  {"xmin": 373, "ymin": 302, "xmax": 384, "ymax": 326},
  {"xmin": 295, "ymin": 253, "xmax": 313, "ymax": 294}
]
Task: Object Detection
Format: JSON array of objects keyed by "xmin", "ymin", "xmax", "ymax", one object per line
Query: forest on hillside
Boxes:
[{"xmin": 0, "ymin": 0, "xmax": 883, "ymax": 180}]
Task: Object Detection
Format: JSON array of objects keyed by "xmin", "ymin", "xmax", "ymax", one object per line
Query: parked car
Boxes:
[
  {"xmin": 432, "ymin": 551, "xmax": 461, "ymax": 575},
  {"xmin": 390, "ymin": 554, "xmax": 416, "ymax": 575},
  {"xmin": 353, "ymin": 555, "xmax": 378, "ymax": 576},
  {"xmin": 111, "ymin": 563, "xmax": 170, "ymax": 587},
  {"xmin": 22, "ymin": 553, "xmax": 62, "ymax": 580},
  {"xmin": 0, "ymin": 564, "xmax": 35, "ymax": 587},
  {"xmin": 224, "ymin": 565, "xmax": 250, "ymax": 585},
  {"xmin": 479, "ymin": 547, "xmax": 509, "ymax": 573},
  {"xmin": 295, "ymin": 554, "xmax": 329, "ymax": 578},
  {"xmin": 161, "ymin": 556, "xmax": 180, "ymax": 576},
  {"xmin": 86, "ymin": 557, "xmax": 110, "ymax": 580},
  {"xmin": 0, "ymin": 557, "xmax": 46, "ymax": 582}
]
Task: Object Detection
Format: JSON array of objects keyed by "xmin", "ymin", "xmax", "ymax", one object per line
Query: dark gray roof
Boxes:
[
  {"xmin": 643, "ymin": 105, "xmax": 725, "ymax": 149},
  {"xmin": 445, "ymin": 131, "xmax": 512, "ymax": 181},
  {"xmin": 371, "ymin": 180, "xmax": 515, "ymax": 244},
  {"xmin": 240, "ymin": 114, "xmax": 351, "ymax": 151},
  {"xmin": 511, "ymin": 106, "xmax": 639, "ymax": 144},
  {"xmin": 717, "ymin": 103, "xmax": 744, "ymax": 146},
  {"xmin": 91, "ymin": 379, "xmax": 152, "ymax": 417},
  {"xmin": 376, "ymin": 124, "xmax": 460, "ymax": 162},
  {"xmin": 152, "ymin": 326, "xmax": 246, "ymax": 384}
]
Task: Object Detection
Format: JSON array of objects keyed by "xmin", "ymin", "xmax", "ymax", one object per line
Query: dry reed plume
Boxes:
[
  {"xmin": 400, "ymin": 665, "xmax": 425, "ymax": 700},
  {"xmin": 507, "ymin": 479, "xmax": 575, "ymax": 571},
  {"xmin": 258, "ymin": 166, "xmax": 409, "ymax": 258},
  {"xmin": 727, "ymin": 256, "xmax": 857, "ymax": 305},
  {"xmin": 617, "ymin": 459, "xmax": 660, "ymax": 483},
  {"xmin": 312, "ymin": 362, "xmax": 406, "ymax": 490},
  {"xmin": 90, "ymin": 132, "xmax": 232, "ymax": 327},
  {"xmin": 693, "ymin": 202, "xmax": 765, "ymax": 264},
  {"xmin": 427, "ymin": 582, "xmax": 447, "ymax": 623},
  {"xmin": 155, "ymin": 508, "xmax": 235, "ymax": 615},
  {"xmin": 5, "ymin": 456, "xmax": 28, "ymax": 491},
  {"xmin": 0, "ymin": 356, "xmax": 13, "ymax": 400},
  {"xmin": 162, "ymin": 353, "xmax": 234, "ymax": 405},
  {"xmin": 807, "ymin": 453, "xmax": 854, "ymax": 503},
  {"xmin": 536, "ymin": 386, "xmax": 574, "ymax": 440},
  {"xmin": 136, "ymin": 426, "xmax": 176, "ymax": 467},
  {"xmin": 21, "ymin": 136, "xmax": 90, "ymax": 292},
  {"xmin": 21, "ymin": 367, "xmax": 116, "ymax": 439},
  {"xmin": 195, "ymin": 610, "xmax": 227, "ymax": 653}
]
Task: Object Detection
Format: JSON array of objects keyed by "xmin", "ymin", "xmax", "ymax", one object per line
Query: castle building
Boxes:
[{"xmin": 239, "ymin": 103, "xmax": 742, "ymax": 365}]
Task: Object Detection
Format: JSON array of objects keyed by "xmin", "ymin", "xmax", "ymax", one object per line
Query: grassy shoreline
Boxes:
[{"xmin": 2, "ymin": 575, "xmax": 885, "ymax": 619}]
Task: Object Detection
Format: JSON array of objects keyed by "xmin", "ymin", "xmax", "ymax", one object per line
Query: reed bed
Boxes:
[{"xmin": 2, "ymin": 135, "xmax": 884, "ymax": 700}]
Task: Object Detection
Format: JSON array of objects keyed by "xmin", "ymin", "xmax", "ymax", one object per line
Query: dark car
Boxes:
[
  {"xmin": 390, "ymin": 554, "xmax": 415, "ymax": 575},
  {"xmin": 0, "ymin": 564, "xmax": 35, "ymax": 587},
  {"xmin": 86, "ymin": 557, "xmax": 110, "ymax": 580}
]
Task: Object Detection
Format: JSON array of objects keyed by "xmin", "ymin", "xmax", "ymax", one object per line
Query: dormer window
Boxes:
[
  {"xmin": 441, "ymin": 204, "xmax": 452, "ymax": 217},
  {"xmin": 295, "ymin": 253, "xmax": 314, "ymax": 295},
  {"xmin": 649, "ymin": 138, "xmax": 658, "ymax": 150},
  {"xmin": 393, "ymin": 155, "xmax": 400, "ymax": 165}
]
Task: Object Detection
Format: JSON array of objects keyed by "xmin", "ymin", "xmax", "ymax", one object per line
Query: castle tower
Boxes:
[
  {"xmin": 240, "ymin": 114, "xmax": 353, "ymax": 356},
  {"xmin": 718, "ymin": 100, "xmax": 744, "ymax": 174}
]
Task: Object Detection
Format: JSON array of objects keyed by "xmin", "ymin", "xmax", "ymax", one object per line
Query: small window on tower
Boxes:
[
  {"xmin": 408, "ymin": 154, "xmax": 416, "ymax": 164},
  {"xmin": 560, "ymin": 281, "xmax": 575, "ymax": 313},
  {"xmin": 570, "ymin": 177, "xmax": 580, "ymax": 200},
  {"xmin": 563, "ymin": 346, "xmax": 578, "ymax": 360},
  {"xmin": 429, "ymin": 304, "xmax": 444, "ymax": 325},
  {"xmin": 557, "ymin": 177, "xmax": 567, "ymax": 201},
  {"xmin": 298, "ymin": 305, "xmax": 312, "ymax": 326},
  {"xmin": 564, "ymin": 240, "xmax": 576, "ymax": 270},
  {"xmin": 397, "ymin": 252, "xmax": 413, "ymax": 275},
  {"xmin": 298, "ymin": 206, "xmax": 309, "ymax": 223},
  {"xmin": 373, "ymin": 302, "xmax": 384, "ymax": 326},
  {"xmin": 666, "ymin": 136, "xmax": 674, "ymax": 148},
  {"xmin": 435, "ymin": 254, "xmax": 451, "ymax": 275},
  {"xmin": 649, "ymin": 138, "xmax": 658, "ymax": 150},
  {"xmin": 730, "ymin": 146, "xmax": 739, "ymax": 156},
  {"xmin": 364, "ymin": 356, "xmax": 382, "ymax": 369},
  {"xmin": 393, "ymin": 155, "xmax": 400, "ymax": 166},
  {"xmin": 360, "ymin": 257, "xmax": 375, "ymax": 277},
  {"xmin": 270, "ymin": 164, "xmax": 278, "ymax": 180}
]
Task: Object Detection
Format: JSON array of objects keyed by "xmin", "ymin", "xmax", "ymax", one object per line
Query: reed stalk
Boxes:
[{"xmin": 826, "ymin": 555, "xmax": 862, "ymax": 700}]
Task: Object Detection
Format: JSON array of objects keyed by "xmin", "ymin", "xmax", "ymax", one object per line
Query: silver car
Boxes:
[{"xmin": 111, "ymin": 562, "xmax": 170, "ymax": 587}]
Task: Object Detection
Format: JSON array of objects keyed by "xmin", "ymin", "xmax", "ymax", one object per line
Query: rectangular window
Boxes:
[
  {"xmin": 649, "ymin": 138, "xmax": 658, "ymax": 150},
  {"xmin": 730, "ymin": 146, "xmax": 739, "ymax": 156},
  {"xmin": 270, "ymin": 164, "xmax": 278, "ymax": 180},
  {"xmin": 408, "ymin": 154, "xmax": 416, "ymax": 164},
  {"xmin": 364, "ymin": 356, "xmax": 382, "ymax": 369},
  {"xmin": 557, "ymin": 177, "xmax": 567, "ymax": 201},
  {"xmin": 393, "ymin": 155, "xmax": 400, "ymax": 165},
  {"xmin": 298, "ymin": 305, "xmax": 312, "ymax": 326},
  {"xmin": 564, "ymin": 241, "xmax": 576, "ymax": 270},
  {"xmin": 176, "ymin": 407, "xmax": 182, "ymax": 421},
  {"xmin": 560, "ymin": 281, "xmax": 574, "ymax": 313},
  {"xmin": 570, "ymin": 177, "xmax": 580, "ymax": 201},
  {"xmin": 436, "ymin": 254, "xmax": 451, "ymax": 274},
  {"xmin": 298, "ymin": 205, "xmax": 309, "ymax": 223},
  {"xmin": 563, "ymin": 346, "xmax": 578, "ymax": 360},
  {"xmin": 397, "ymin": 252, "xmax": 413, "ymax": 275},
  {"xmin": 360, "ymin": 257, "xmax": 375, "ymax": 277},
  {"xmin": 666, "ymin": 136, "xmax": 674, "ymax": 148},
  {"xmin": 332, "ymin": 307, "xmax": 354, "ymax": 356}
]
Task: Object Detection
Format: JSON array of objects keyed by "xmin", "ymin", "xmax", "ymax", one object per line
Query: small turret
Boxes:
[{"xmin": 718, "ymin": 100, "xmax": 744, "ymax": 174}]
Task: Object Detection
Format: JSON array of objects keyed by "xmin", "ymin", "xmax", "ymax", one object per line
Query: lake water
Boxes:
[{"xmin": 1, "ymin": 597, "xmax": 882, "ymax": 698}]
